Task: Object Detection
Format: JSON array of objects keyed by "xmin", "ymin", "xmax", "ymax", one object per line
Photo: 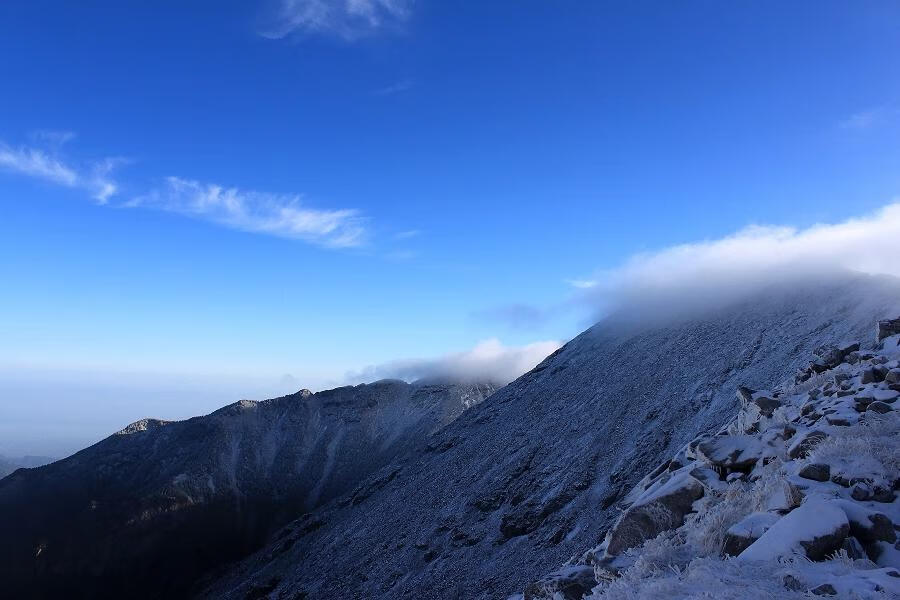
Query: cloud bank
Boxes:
[
  {"xmin": 571, "ymin": 201, "xmax": 900, "ymax": 316},
  {"xmin": 261, "ymin": 0, "xmax": 412, "ymax": 40},
  {"xmin": 132, "ymin": 177, "xmax": 367, "ymax": 248},
  {"xmin": 346, "ymin": 338, "xmax": 562, "ymax": 385},
  {"xmin": 0, "ymin": 137, "xmax": 119, "ymax": 203}
]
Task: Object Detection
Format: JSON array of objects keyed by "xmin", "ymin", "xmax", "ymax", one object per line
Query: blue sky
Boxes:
[{"xmin": 2, "ymin": 1, "xmax": 900, "ymax": 455}]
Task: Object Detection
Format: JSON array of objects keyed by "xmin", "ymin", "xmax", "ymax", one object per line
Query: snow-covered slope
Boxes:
[
  {"xmin": 201, "ymin": 274, "xmax": 900, "ymax": 599},
  {"xmin": 522, "ymin": 322, "xmax": 900, "ymax": 599},
  {"xmin": 0, "ymin": 379, "xmax": 495, "ymax": 599}
]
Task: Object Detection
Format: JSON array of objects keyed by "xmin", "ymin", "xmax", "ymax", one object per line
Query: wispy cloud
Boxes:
[
  {"xmin": 565, "ymin": 278, "xmax": 598, "ymax": 289},
  {"xmin": 132, "ymin": 176, "xmax": 368, "ymax": 248},
  {"xmin": 346, "ymin": 338, "xmax": 562, "ymax": 385},
  {"xmin": 839, "ymin": 106, "xmax": 899, "ymax": 131},
  {"xmin": 261, "ymin": 0, "xmax": 413, "ymax": 41},
  {"xmin": 373, "ymin": 79, "xmax": 413, "ymax": 96},
  {"xmin": 393, "ymin": 229, "xmax": 421, "ymax": 239},
  {"xmin": 0, "ymin": 135, "xmax": 120, "ymax": 203}
]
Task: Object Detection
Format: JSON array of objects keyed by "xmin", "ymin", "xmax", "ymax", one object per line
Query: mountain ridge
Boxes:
[{"xmin": 202, "ymin": 274, "xmax": 900, "ymax": 599}]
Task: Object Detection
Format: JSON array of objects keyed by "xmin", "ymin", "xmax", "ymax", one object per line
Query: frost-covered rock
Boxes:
[
  {"xmin": 738, "ymin": 500, "xmax": 849, "ymax": 562},
  {"xmin": 722, "ymin": 512, "xmax": 781, "ymax": 556},
  {"xmin": 523, "ymin": 565, "xmax": 597, "ymax": 600},
  {"xmin": 605, "ymin": 473, "xmax": 704, "ymax": 556}
]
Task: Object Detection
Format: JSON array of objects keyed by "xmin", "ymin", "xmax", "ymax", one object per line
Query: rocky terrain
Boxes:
[
  {"xmin": 0, "ymin": 379, "xmax": 496, "ymax": 599},
  {"xmin": 522, "ymin": 320, "xmax": 900, "ymax": 599},
  {"xmin": 201, "ymin": 274, "xmax": 900, "ymax": 599}
]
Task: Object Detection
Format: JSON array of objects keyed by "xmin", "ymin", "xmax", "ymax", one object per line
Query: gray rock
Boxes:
[
  {"xmin": 886, "ymin": 368, "xmax": 900, "ymax": 384},
  {"xmin": 605, "ymin": 473, "xmax": 704, "ymax": 556},
  {"xmin": 696, "ymin": 435, "xmax": 765, "ymax": 471},
  {"xmin": 788, "ymin": 430, "xmax": 828, "ymax": 459},
  {"xmin": 851, "ymin": 482, "xmax": 873, "ymax": 501},
  {"xmin": 739, "ymin": 500, "xmax": 849, "ymax": 562},
  {"xmin": 840, "ymin": 536, "xmax": 867, "ymax": 560},
  {"xmin": 722, "ymin": 512, "xmax": 780, "ymax": 556},
  {"xmin": 866, "ymin": 401, "xmax": 893, "ymax": 414},
  {"xmin": 798, "ymin": 463, "xmax": 831, "ymax": 482},
  {"xmin": 877, "ymin": 317, "xmax": 900, "ymax": 342},
  {"xmin": 523, "ymin": 565, "xmax": 597, "ymax": 600},
  {"xmin": 834, "ymin": 502, "xmax": 897, "ymax": 545},
  {"xmin": 811, "ymin": 583, "xmax": 837, "ymax": 596}
]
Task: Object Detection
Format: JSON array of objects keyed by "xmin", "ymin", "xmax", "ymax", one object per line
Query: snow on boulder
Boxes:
[
  {"xmin": 522, "ymin": 565, "xmax": 597, "ymax": 600},
  {"xmin": 738, "ymin": 499, "xmax": 849, "ymax": 562},
  {"xmin": 787, "ymin": 430, "xmax": 828, "ymax": 459},
  {"xmin": 605, "ymin": 473, "xmax": 704, "ymax": 556},
  {"xmin": 695, "ymin": 435, "xmax": 768, "ymax": 471},
  {"xmin": 877, "ymin": 318, "xmax": 900, "ymax": 342},
  {"xmin": 722, "ymin": 512, "xmax": 781, "ymax": 556}
]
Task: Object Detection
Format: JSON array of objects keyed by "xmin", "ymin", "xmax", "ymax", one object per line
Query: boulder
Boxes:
[
  {"xmin": 832, "ymin": 500, "xmax": 896, "ymax": 545},
  {"xmin": 886, "ymin": 369, "xmax": 900, "ymax": 384},
  {"xmin": 877, "ymin": 318, "xmax": 900, "ymax": 342},
  {"xmin": 722, "ymin": 512, "xmax": 780, "ymax": 556},
  {"xmin": 798, "ymin": 463, "xmax": 831, "ymax": 482},
  {"xmin": 696, "ymin": 435, "xmax": 766, "ymax": 471},
  {"xmin": 811, "ymin": 583, "xmax": 837, "ymax": 596},
  {"xmin": 605, "ymin": 473, "xmax": 704, "ymax": 556},
  {"xmin": 840, "ymin": 536, "xmax": 867, "ymax": 560},
  {"xmin": 738, "ymin": 500, "xmax": 849, "ymax": 562},
  {"xmin": 867, "ymin": 401, "xmax": 893, "ymax": 414},
  {"xmin": 788, "ymin": 430, "xmax": 828, "ymax": 459},
  {"xmin": 523, "ymin": 565, "xmax": 597, "ymax": 600}
]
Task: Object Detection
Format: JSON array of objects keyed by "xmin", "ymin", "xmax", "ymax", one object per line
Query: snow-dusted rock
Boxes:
[
  {"xmin": 696, "ymin": 435, "xmax": 767, "ymax": 471},
  {"xmin": 877, "ymin": 318, "xmax": 900, "ymax": 342},
  {"xmin": 605, "ymin": 473, "xmax": 704, "ymax": 556},
  {"xmin": 722, "ymin": 512, "xmax": 781, "ymax": 556},
  {"xmin": 798, "ymin": 463, "xmax": 830, "ymax": 482},
  {"xmin": 738, "ymin": 500, "xmax": 849, "ymax": 562},
  {"xmin": 788, "ymin": 430, "xmax": 828, "ymax": 459},
  {"xmin": 523, "ymin": 565, "xmax": 597, "ymax": 600}
]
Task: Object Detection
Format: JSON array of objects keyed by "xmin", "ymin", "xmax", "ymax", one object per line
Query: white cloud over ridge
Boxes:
[
  {"xmin": 0, "ymin": 137, "xmax": 119, "ymax": 203},
  {"xmin": 262, "ymin": 0, "xmax": 412, "ymax": 40},
  {"xmin": 346, "ymin": 338, "xmax": 562, "ymax": 385},
  {"xmin": 132, "ymin": 177, "xmax": 367, "ymax": 248},
  {"xmin": 572, "ymin": 202, "xmax": 900, "ymax": 315}
]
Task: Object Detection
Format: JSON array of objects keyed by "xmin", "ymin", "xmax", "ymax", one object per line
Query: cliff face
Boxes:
[
  {"xmin": 203, "ymin": 275, "xmax": 900, "ymax": 600},
  {"xmin": 0, "ymin": 380, "xmax": 496, "ymax": 599}
]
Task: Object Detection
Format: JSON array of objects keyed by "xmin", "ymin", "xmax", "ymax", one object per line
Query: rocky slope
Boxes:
[
  {"xmin": 522, "ymin": 321, "xmax": 900, "ymax": 599},
  {"xmin": 201, "ymin": 274, "xmax": 900, "ymax": 599},
  {"xmin": 0, "ymin": 379, "xmax": 495, "ymax": 599}
]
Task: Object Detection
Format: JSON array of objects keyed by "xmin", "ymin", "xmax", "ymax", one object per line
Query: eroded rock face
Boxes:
[{"xmin": 605, "ymin": 473, "xmax": 704, "ymax": 556}]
